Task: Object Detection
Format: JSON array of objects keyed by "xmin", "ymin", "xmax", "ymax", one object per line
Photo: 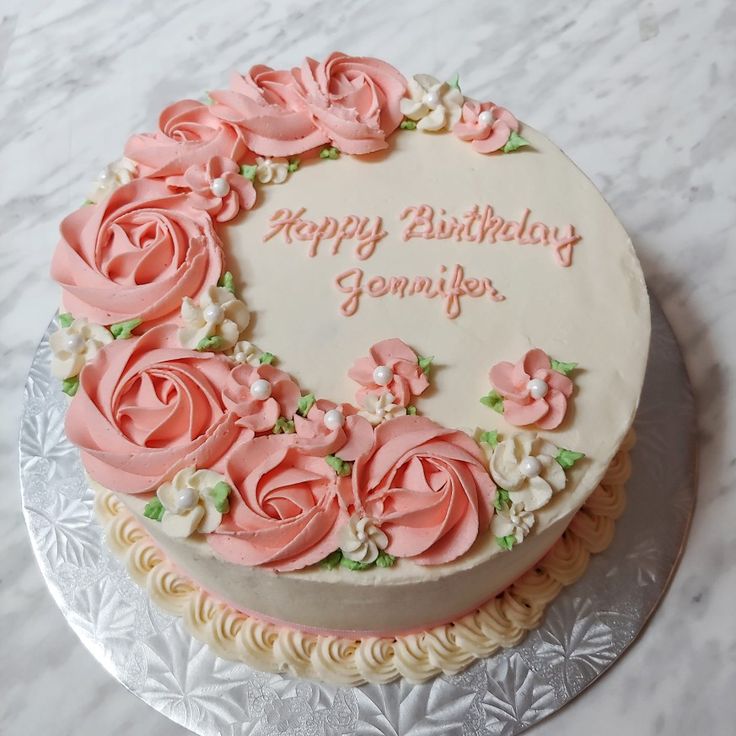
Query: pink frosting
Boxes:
[
  {"xmin": 209, "ymin": 435, "xmax": 349, "ymax": 571},
  {"xmin": 348, "ymin": 338, "xmax": 429, "ymax": 407},
  {"xmin": 51, "ymin": 178, "xmax": 223, "ymax": 328},
  {"xmin": 65, "ymin": 324, "xmax": 242, "ymax": 494},
  {"xmin": 293, "ymin": 52, "xmax": 407, "ymax": 155},
  {"xmin": 166, "ymin": 156, "xmax": 256, "ymax": 222},
  {"xmin": 489, "ymin": 348, "xmax": 573, "ymax": 429},
  {"xmin": 125, "ymin": 99, "xmax": 247, "ymax": 178},
  {"xmin": 453, "ymin": 100, "xmax": 520, "ymax": 154},
  {"xmin": 222, "ymin": 363, "xmax": 301, "ymax": 434},
  {"xmin": 210, "ymin": 67, "xmax": 328, "ymax": 157},
  {"xmin": 352, "ymin": 416, "xmax": 494, "ymax": 565},
  {"xmin": 293, "ymin": 399, "xmax": 374, "ymax": 461}
]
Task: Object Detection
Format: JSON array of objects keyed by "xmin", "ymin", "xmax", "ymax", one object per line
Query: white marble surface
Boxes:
[{"xmin": 1, "ymin": 0, "xmax": 734, "ymax": 733}]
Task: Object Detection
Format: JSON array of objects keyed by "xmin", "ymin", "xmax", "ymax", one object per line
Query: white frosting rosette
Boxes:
[
  {"xmin": 340, "ymin": 515, "xmax": 389, "ymax": 564},
  {"xmin": 357, "ymin": 391, "xmax": 407, "ymax": 426},
  {"xmin": 179, "ymin": 284, "xmax": 250, "ymax": 351},
  {"xmin": 230, "ymin": 339, "xmax": 262, "ymax": 366},
  {"xmin": 254, "ymin": 157, "xmax": 290, "ymax": 184},
  {"xmin": 156, "ymin": 467, "xmax": 231, "ymax": 538},
  {"xmin": 400, "ymin": 74, "xmax": 464, "ymax": 132},
  {"xmin": 87, "ymin": 156, "xmax": 137, "ymax": 204},
  {"xmin": 50, "ymin": 317, "xmax": 113, "ymax": 379},
  {"xmin": 489, "ymin": 433, "xmax": 566, "ymax": 511},
  {"xmin": 491, "ymin": 501, "xmax": 535, "ymax": 545}
]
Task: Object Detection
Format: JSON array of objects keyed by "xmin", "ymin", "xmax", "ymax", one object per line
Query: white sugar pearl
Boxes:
[
  {"xmin": 424, "ymin": 89, "xmax": 441, "ymax": 108},
  {"xmin": 234, "ymin": 351, "xmax": 247, "ymax": 363},
  {"xmin": 527, "ymin": 378, "xmax": 549, "ymax": 399},
  {"xmin": 373, "ymin": 365, "xmax": 393, "ymax": 386},
  {"xmin": 98, "ymin": 167, "xmax": 113, "ymax": 182},
  {"xmin": 478, "ymin": 109, "xmax": 495, "ymax": 127},
  {"xmin": 174, "ymin": 486, "xmax": 197, "ymax": 513},
  {"xmin": 210, "ymin": 177, "xmax": 230, "ymax": 197},
  {"xmin": 323, "ymin": 409, "xmax": 345, "ymax": 431},
  {"xmin": 250, "ymin": 379, "xmax": 272, "ymax": 400},
  {"xmin": 203, "ymin": 303, "xmax": 225, "ymax": 324},
  {"xmin": 520, "ymin": 456, "xmax": 542, "ymax": 478},
  {"xmin": 64, "ymin": 333, "xmax": 85, "ymax": 353}
]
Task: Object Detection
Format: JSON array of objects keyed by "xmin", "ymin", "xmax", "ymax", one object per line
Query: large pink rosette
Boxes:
[
  {"xmin": 125, "ymin": 99, "xmax": 246, "ymax": 178},
  {"xmin": 294, "ymin": 52, "xmax": 407, "ymax": 154},
  {"xmin": 166, "ymin": 156, "xmax": 256, "ymax": 222},
  {"xmin": 348, "ymin": 338, "xmax": 429, "ymax": 407},
  {"xmin": 489, "ymin": 348, "xmax": 573, "ymax": 429},
  {"xmin": 209, "ymin": 67, "xmax": 328, "ymax": 157},
  {"xmin": 209, "ymin": 435, "xmax": 349, "ymax": 571},
  {"xmin": 352, "ymin": 416, "xmax": 495, "ymax": 565},
  {"xmin": 65, "ymin": 324, "xmax": 241, "ymax": 494},
  {"xmin": 293, "ymin": 399, "xmax": 374, "ymax": 460},
  {"xmin": 453, "ymin": 100, "xmax": 520, "ymax": 154},
  {"xmin": 222, "ymin": 363, "xmax": 301, "ymax": 433},
  {"xmin": 51, "ymin": 178, "xmax": 223, "ymax": 328}
]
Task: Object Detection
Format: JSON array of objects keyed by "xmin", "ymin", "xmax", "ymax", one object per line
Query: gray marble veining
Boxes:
[{"xmin": 0, "ymin": 0, "xmax": 734, "ymax": 734}]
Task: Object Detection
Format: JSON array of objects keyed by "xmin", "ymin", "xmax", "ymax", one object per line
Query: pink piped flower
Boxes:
[
  {"xmin": 166, "ymin": 156, "xmax": 255, "ymax": 222},
  {"xmin": 222, "ymin": 363, "xmax": 301, "ymax": 433},
  {"xmin": 489, "ymin": 349, "xmax": 573, "ymax": 430},
  {"xmin": 453, "ymin": 100, "xmax": 520, "ymax": 154},
  {"xmin": 348, "ymin": 338, "xmax": 429, "ymax": 407}
]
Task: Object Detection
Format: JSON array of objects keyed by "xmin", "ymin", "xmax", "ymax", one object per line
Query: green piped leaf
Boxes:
[
  {"xmin": 143, "ymin": 498, "xmax": 165, "ymax": 522},
  {"xmin": 210, "ymin": 481, "xmax": 231, "ymax": 513},
  {"xmin": 240, "ymin": 164, "xmax": 258, "ymax": 180},
  {"xmin": 418, "ymin": 354, "xmax": 434, "ymax": 377},
  {"xmin": 81, "ymin": 199, "xmax": 94, "ymax": 206},
  {"xmin": 287, "ymin": 158, "xmax": 300, "ymax": 173},
  {"xmin": 479, "ymin": 430, "xmax": 499, "ymax": 448},
  {"xmin": 259, "ymin": 352, "xmax": 275, "ymax": 365},
  {"xmin": 376, "ymin": 551, "xmax": 396, "ymax": 568},
  {"xmin": 196, "ymin": 335, "xmax": 227, "ymax": 352},
  {"xmin": 399, "ymin": 119, "xmax": 417, "ymax": 130},
  {"xmin": 494, "ymin": 488, "xmax": 511, "ymax": 512},
  {"xmin": 297, "ymin": 393, "xmax": 316, "ymax": 417},
  {"xmin": 319, "ymin": 146, "xmax": 340, "ymax": 160},
  {"xmin": 110, "ymin": 318, "xmax": 142, "ymax": 340},
  {"xmin": 218, "ymin": 271, "xmax": 235, "ymax": 294},
  {"xmin": 272, "ymin": 416, "xmax": 295, "ymax": 434},
  {"xmin": 480, "ymin": 390, "xmax": 504, "ymax": 414},
  {"xmin": 503, "ymin": 131, "xmax": 530, "ymax": 153},
  {"xmin": 58, "ymin": 312, "xmax": 74, "ymax": 328},
  {"xmin": 325, "ymin": 455, "xmax": 352, "ymax": 477},
  {"xmin": 61, "ymin": 375, "xmax": 79, "ymax": 397},
  {"xmin": 406, "ymin": 405, "xmax": 417, "ymax": 416},
  {"xmin": 321, "ymin": 549, "xmax": 343, "ymax": 569},
  {"xmin": 202, "ymin": 93, "xmax": 214, "ymax": 105},
  {"xmin": 556, "ymin": 448, "xmax": 586, "ymax": 470},
  {"xmin": 496, "ymin": 534, "xmax": 517, "ymax": 551},
  {"xmin": 550, "ymin": 359, "xmax": 578, "ymax": 376},
  {"xmin": 447, "ymin": 72, "xmax": 461, "ymax": 91},
  {"xmin": 340, "ymin": 556, "xmax": 373, "ymax": 571}
]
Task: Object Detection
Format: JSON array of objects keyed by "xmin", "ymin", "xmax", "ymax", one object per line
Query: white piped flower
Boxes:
[
  {"xmin": 340, "ymin": 515, "xmax": 389, "ymax": 564},
  {"xmin": 156, "ymin": 467, "xmax": 230, "ymax": 538},
  {"xmin": 229, "ymin": 339, "xmax": 262, "ymax": 366},
  {"xmin": 255, "ymin": 157, "xmax": 289, "ymax": 184},
  {"xmin": 87, "ymin": 157, "xmax": 137, "ymax": 203},
  {"xmin": 492, "ymin": 501, "xmax": 535, "ymax": 545},
  {"xmin": 179, "ymin": 285, "xmax": 250, "ymax": 351},
  {"xmin": 357, "ymin": 391, "xmax": 407, "ymax": 426},
  {"xmin": 400, "ymin": 74, "xmax": 464, "ymax": 132},
  {"xmin": 50, "ymin": 317, "xmax": 113, "ymax": 379},
  {"xmin": 489, "ymin": 432, "xmax": 566, "ymax": 511}
]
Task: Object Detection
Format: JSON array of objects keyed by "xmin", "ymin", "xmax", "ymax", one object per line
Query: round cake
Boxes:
[{"xmin": 49, "ymin": 53, "xmax": 649, "ymax": 682}]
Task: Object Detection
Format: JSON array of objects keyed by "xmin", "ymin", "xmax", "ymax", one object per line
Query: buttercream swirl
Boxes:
[
  {"xmin": 179, "ymin": 285, "xmax": 250, "ymax": 352},
  {"xmin": 453, "ymin": 100, "xmax": 521, "ymax": 153},
  {"xmin": 51, "ymin": 178, "xmax": 223, "ymax": 328},
  {"xmin": 66, "ymin": 324, "xmax": 239, "ymax": 493},
  {"xmin": 400, "ymin": 74, "xmax": 463, "ymax": 132},
  {"xmin": 357, "ymin": 391, "xmax": 407, "ymax": 425},
  {"xmin": 87, "ymin": 157, "xmax": 137, "ymax": 204},
  {"xmin": 293, "ymin": 398, "xmax": 373, "ymax": 460},
  {"xmin": 50, "ymin": 317, "xmax": 112, "ymax": 379}
]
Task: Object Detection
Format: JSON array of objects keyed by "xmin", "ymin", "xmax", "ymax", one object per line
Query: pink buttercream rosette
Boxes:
[
  {"xmin": 453, "ymin": 100, "xmax": 520, "ymax": 154},
  {"xmin": 222, "ymin": 363, "xmax": 301, "ymax": 434},
  {"xmin": 51, "ymin": 178, "xmax": 223, "ymax": 328},
  {"xmin": 166, "ymin": 156, "xmax": 256, "ymax": 222},
  {"xmin": 125, "ymin": 99, "xmax": 247, "ymax": 178},
  {"xmin": 65, "ymin": 324, "xmax": 241, "ymax": 494},
  {"xmin": 352, "ymin": 416, "xmax": 495, "ymax": 565},
  {"xmin": 348, "ymin": 338, "xmax": 429, "ymax": 407},
  {"xmin": 489, "ymin": 348, "xmax": 573, "ymax": 429},
  {"xmin": 209, "ymin": 435, "xmax": 350, "ymax": 571},
  {"xmin": 293, "ymin": 399, "xmax": 374, "ymax": 460}
]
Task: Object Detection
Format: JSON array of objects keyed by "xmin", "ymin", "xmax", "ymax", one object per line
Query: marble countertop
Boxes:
[{"xmin": 1, "ymin": 0, "xmax": 734, "ymax": 733}]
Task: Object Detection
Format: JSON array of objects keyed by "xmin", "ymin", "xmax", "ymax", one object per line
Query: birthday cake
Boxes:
[{"xmin": 49, "ymin": 53, "xmax": 649, "ymax": 684}]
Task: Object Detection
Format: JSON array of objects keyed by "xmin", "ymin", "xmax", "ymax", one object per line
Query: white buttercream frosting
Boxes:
[
  {"xmin": 230, "ymin": 339, "xmax": 262, "ymax": 366},
  {"xmin": 255, "ymin": 156, "xmax": 290, "ymax": 184},
  {"xmin": 357, "ymin": 391, "xmax": 407, "ymax": 425},
  {"xmin": 87, "ymin": 157, "xmax": 137, "ymax": 203},
  {"xmin": 179, "ymin": 285, "xmax": 250, "ymax": 351},
  {"xmin": 400, "ymin": 74, "xmax": 464, "ymax": 131},
  {"xmin": 491, "ymin": 501, "xmax": 535, "ymax": 544},
  {"xmin": 340, "ymin": 515, "xmax": 389, "ymax": 564},
  {"xmin": 50, "ymin": 317, "xmax": 113, "ymax": 379}
]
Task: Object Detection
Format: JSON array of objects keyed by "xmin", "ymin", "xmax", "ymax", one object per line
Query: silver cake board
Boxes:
[{"xmin": 19, "ymin": 297, "xmax": 696, "ymax": 735}]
